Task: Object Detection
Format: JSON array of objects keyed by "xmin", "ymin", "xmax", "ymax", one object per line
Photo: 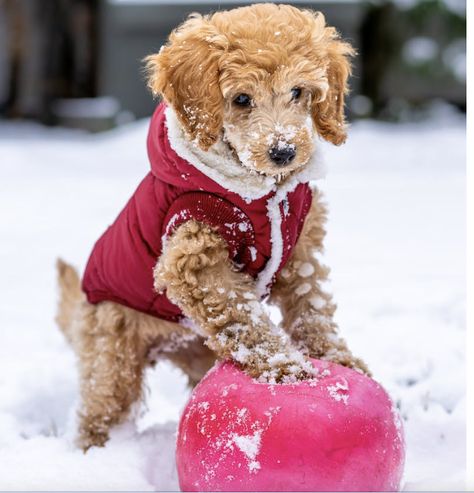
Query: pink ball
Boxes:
[{"xmin": 176, "ymin": 359, "xmax": 405, "ymax": 492}]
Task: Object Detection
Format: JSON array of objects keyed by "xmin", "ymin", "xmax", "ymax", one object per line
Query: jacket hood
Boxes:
[{"xmin": 147, "ymin": 102, "xmax": 326, "ymax": 202}]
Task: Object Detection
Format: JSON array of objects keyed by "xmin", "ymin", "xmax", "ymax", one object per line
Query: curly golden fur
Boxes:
[{"xmin": 57, "ymin": 3, "xmax": 367, "ymax": 451}]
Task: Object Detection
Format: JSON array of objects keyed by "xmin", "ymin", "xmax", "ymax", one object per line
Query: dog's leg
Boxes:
[
  {"xmin": 75, "ymin": 301, "xmax": 147, "ymax": 451},
  {"xmin": 154, "ymin": 220, "xmax": 313, "ymax": 383},
  {"xmin": 57, "ymin": 262, "xmax": 145, "ymax": 449},
  {"xmin": 269, "ymin": 190, "xmax": 370, "ymax": 375}
]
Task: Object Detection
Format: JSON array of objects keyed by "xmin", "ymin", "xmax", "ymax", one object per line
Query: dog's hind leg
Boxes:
[
  {"xmin": 74, "ymin": 301, "xmax": 147, "ymax": 451},
  {"xmin": 56, "ymin": 261, "xmax": 145, "ymax": 449}
]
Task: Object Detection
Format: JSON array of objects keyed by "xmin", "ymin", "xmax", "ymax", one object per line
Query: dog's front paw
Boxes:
[
  {"xmin": 289, "ymin": 320, "xmax": 371, "ymax": 377},
  {"xmin": 208, "ymin": 322, "xmax": 316, "ymax": 383},
  {"xmin": 240, "ymin": 349, "xmax": 316, "ymax": 384}
]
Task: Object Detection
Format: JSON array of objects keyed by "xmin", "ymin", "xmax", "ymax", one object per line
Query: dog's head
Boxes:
[{"xmin": 145, "ymin": 4, "xmax": 354, "ymax": 179}]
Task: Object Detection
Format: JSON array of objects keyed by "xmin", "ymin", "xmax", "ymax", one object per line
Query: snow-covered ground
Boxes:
[{"xmin": 0, "ymin": 109, "xmax": 465, "ymax": 490}]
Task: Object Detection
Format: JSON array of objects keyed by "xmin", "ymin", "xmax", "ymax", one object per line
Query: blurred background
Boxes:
[{"xmin": 0, "ymin": 0, "xmax": 466, "ymax": 132}]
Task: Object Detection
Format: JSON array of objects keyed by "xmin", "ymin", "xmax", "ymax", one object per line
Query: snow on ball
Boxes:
[{"xmin": 176, "ymin": 359, "xmax": 405, "ymax": 492}]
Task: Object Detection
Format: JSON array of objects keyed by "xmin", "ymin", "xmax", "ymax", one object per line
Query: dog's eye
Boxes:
[
  {"xmin": 233, "ymin": 93, "xmax": 252, "ymax": 107},
  {"xmin": 291, "ymin": 87, "xmax": 302, "ymax": 101}
]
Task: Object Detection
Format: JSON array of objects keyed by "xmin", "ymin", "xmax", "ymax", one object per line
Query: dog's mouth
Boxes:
[{"xmin": 224, "ymin": 140, "xmax": 304, "ymax": 183}]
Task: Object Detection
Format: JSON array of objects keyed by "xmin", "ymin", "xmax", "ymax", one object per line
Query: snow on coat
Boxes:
[{"xmin": 82, "ymin": 103, "xmax": 324, "ymax": 322}]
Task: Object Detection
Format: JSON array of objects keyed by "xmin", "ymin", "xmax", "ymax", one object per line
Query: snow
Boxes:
[
  {"xmin": 0, "ymin": 108, "xmax": 465, "ymax": 490},
  {"xmin": 295, "ymin": 282, "xmax": 311, "ymax": 296},
  {"xmin": 232, "ymin": 430, "xmax": 262, "ymax": 471},
  {"xmin": 310, "ymin": 296, "xmax": 326, "ymax": 310},
  {"xmin": 297, "ymin": 262, "xmax": 315, "ymax": 277},
  {"xmin": 327, "ymin": 379, "xmax": 350, "ymax": 406},
  {"xmin": 231, "ymin": 343, "xmax": 252, "ymax": 364},
  {"xmin": 268, "ymin": 124, "xmax": 298, "ymax": 152},
  {"xmin": 249, "ymin": 245, "xmax": 257, "ymax": 262}
]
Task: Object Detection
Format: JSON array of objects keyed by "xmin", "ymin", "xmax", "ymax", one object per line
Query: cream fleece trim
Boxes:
[{"xmin": 164, "ymin": 106, "xmax": 326, "ymax": 203}]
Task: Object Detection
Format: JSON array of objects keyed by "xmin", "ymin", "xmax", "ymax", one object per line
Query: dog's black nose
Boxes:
[{"xmin": 269, "ymin": 146, "xmax": 296, "ymax": 166}]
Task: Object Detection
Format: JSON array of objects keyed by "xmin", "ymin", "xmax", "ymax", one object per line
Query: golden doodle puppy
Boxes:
[{"xmin": 57, "ymin": 3, "xmax": 369, "ymax": 451}]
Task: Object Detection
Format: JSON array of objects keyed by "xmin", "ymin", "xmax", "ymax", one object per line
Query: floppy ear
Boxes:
[
  {"xmin": 309, "ymin": 16, "xmax": 355, "ymax": 146},
  {"xmin": 144, "ymin": 14, "xmax": 227, "ymax": 150}
]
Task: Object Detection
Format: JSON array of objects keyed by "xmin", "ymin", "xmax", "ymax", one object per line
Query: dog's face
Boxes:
[
  {"xmin": 220, "ymin": 67, "xmax": 318, "ymax": 178},
  {"xmin": 146, "ymin": 4, "xmax": 354, "ymax": 179}
]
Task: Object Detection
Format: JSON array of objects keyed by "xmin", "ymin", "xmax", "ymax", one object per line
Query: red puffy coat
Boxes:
[{"xmin": 82, "ymin": 103, "xmax": 318, "ymax": 322}]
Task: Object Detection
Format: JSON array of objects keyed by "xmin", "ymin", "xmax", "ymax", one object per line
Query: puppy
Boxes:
[{"xmin": 56, "ymin": 3, "xmax": 369, "ymax": 451}]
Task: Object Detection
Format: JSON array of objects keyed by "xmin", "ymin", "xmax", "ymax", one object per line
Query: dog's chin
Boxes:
[
  {"xmin": 239, "ymin": 160, "xmax": 308, "ymax": 183},
  {"xmin": 222, "ymin": 140, "xmax": 310, "ymax": 184}
]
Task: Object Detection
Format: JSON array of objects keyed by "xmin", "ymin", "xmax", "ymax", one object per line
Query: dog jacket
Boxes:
[{"xmin": 82, "ymin": 102, "xmax": 317, "ymax": 321}]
